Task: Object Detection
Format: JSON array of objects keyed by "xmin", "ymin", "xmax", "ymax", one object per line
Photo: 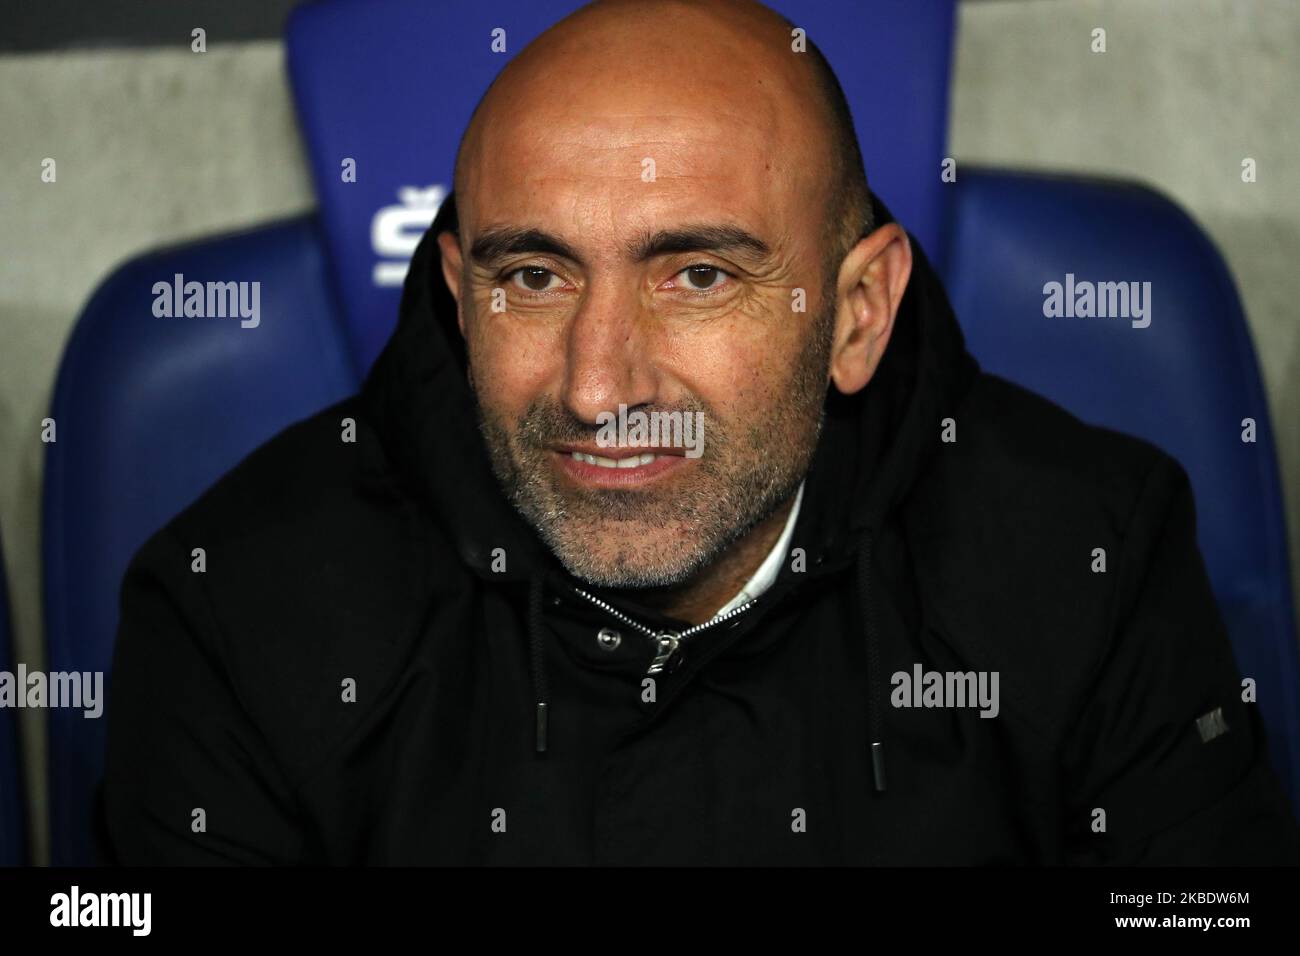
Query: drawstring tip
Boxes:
[
  {"xmin": 535, "ymin": 702, "xmax": 549, "ymax": 753},
  {"xmin": 871, "ymin": 741, "xmax": 886, "ymax": 792}
]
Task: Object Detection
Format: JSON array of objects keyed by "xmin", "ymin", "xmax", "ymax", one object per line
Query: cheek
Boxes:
[
  {"xmin": 466, "ymin": 308, "xmax": 563, "ymax": 415},
  {"xmin": 673, "ymin": 313, "xmax": 805, "ymax": 418}
]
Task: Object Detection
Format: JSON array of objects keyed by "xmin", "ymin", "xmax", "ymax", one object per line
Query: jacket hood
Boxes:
[{"xmin": 360, "ymin": 190, "xmax": 980, "ymax": 776}]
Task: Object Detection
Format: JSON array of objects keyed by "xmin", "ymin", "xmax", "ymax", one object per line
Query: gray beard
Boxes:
[{"xmin": 471, "ymin": 297, "xmax": 834, "ymax": 589}]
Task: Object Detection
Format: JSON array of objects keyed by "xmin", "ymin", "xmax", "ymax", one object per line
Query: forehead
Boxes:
[{"xmin": 460, "ymin": 78, "xmax": 824, "ymax": 251}]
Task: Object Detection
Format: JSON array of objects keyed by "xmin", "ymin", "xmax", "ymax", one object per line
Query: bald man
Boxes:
[{"xmin": 103, "ymin": 0, "xmax": 1300, "ymax": 865}]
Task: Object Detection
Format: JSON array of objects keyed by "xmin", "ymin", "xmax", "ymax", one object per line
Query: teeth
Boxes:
[{"xmin": 571, "ymin": 451, "xmax": 658, "ymax": 469}]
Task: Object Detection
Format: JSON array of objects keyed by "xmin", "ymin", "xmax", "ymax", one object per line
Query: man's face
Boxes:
[{"xmin": 440, "ymin": 39, "xmax": 840, "ymax": 588}]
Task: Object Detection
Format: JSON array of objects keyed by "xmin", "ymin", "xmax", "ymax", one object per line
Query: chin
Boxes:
[{"xmin": 545, "ymin": 517, "xmax": 711, "ymax": 590}]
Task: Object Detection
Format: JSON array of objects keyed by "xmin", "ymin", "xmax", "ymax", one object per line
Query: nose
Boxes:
[{"xmin": 560, "ymin": 280, "xmax": 660, "ymax": 425}]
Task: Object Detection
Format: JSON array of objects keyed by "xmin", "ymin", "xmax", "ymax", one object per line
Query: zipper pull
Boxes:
[{"xmin": 647, "ymin": 631, "xmax": 681, "ymax": 674}]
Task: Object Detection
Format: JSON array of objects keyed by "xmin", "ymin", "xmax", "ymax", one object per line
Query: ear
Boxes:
[
  {"xmin": 435, "ymin": 230, "xmax": 467, "ymax": 337},
  {"xmin": 828, "ymin": 223, "xmax": 912, "ymax": 395}
]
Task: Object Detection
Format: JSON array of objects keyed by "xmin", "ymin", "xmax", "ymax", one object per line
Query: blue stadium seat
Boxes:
[
  {"xmin": 943, "ymin": 168, "xmax": 1300, "ymax": 812},
  {"xmin": 0, "ymin": 536, "xmax": 26, "ymax": 866},
  {"xmin": 43, "ymin": 216, "xmax": 357, "ymax": 864}
]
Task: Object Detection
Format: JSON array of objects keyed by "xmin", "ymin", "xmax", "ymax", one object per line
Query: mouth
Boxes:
[{"xmin": 550, "ymin": 445, "xmax": 690, "ymax": 487}]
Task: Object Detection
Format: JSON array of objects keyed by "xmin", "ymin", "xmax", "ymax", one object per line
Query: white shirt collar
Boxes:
[{"xmin": 710, "ymin": 481, "xmax": 805, "ymax": 621}]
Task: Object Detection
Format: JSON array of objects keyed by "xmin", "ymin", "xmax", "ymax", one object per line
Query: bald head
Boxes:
[{"xmin": 453, "ymin": 0, "xmax": 872, "ymax": 283}]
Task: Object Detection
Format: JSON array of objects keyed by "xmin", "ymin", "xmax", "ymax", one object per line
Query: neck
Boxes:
[{"xmin": 611, "ymin": 492, "xmax": 798, "ymax": 626}]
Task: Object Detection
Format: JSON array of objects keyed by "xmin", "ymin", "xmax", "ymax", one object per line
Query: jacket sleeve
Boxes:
[
  {"xmin": 1062, "ymin": 454, "xmax": 1300, "ymax": 864},
  {"xmin": 101, "ymin": 524, "xmax": 306, "ymax": 865}
]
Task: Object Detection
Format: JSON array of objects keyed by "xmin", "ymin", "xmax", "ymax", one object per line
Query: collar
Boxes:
[{"xmin": 710, "ymin": 480, "xmax": 805, "ymax": 620}]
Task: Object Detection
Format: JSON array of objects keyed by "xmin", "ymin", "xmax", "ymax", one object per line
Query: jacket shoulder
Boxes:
[
  {"xmin": 949, "ymin": 372, "xmax": 1172, "ymax": 511},
  {"xmin": 905, "ymin": 371, "xmax": 1199, "ymax": 743},
  {"xmin": 117, "ymin": 397, "xmax": 440, "ymax": 784}
]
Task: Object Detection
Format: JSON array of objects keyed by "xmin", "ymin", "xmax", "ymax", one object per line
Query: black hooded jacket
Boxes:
[{"xmin": 102, "ymin": 192, "xmax": 1300, "ymax": 865}]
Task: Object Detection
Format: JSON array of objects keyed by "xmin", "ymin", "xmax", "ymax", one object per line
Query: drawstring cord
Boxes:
[
  {"xmin": 527, "ymin": 574, "xmax": 549, "ymax": 753},
  {"xmin": 856, "ymin": 530, "xmax": 887, "ymax": 792}
]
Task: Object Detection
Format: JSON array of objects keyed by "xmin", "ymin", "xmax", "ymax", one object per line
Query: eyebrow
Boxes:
[
  {"xmin": 470, "ymin": 228, "xmax": 581, "ymax": 267},
  {"xmin": 468, "ymin": 223, "xmax": 772, "ymax": 269},
  {"xmin": 628, "ymin": 225, "xmax": 771, "ymax": 264}
]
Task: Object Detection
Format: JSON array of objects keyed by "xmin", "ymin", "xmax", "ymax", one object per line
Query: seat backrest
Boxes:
[
  {"xmin": 944, "ymin": 168, "xmax": 1300, "ymax": 811},
  {"xmin": 43, "ymin": 215, "xmax": 358, "ymax": 865},
  {"xmin": 0, "ymin": 538, "xmax": 26, "ymax": 866},
  {"xmin": 287, "ymin": 0, "xmax": 958, "ymax": 374}
]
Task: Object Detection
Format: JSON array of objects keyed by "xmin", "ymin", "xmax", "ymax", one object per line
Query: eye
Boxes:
[
  {"xmin": 505, "ymin": 266, "xmax": 564, "ymax": 293},
  {"xmin": 670, "ymin": 264, "xmax": 732, "ymax": 292}
]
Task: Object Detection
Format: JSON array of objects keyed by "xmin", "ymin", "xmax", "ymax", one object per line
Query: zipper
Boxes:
[{"xmin": 570, "ymin": 586, "xmax": 760, "ymax": 675}]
